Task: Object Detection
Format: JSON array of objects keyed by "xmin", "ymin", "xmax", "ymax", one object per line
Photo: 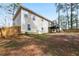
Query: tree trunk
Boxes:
[
  {"xmin": 67, "ymin": 9, "xmax": 69, "ymax": 29},
  {"xmin": 70, "ymin": 3, "xmax": 73, "ymax": 29},
  {"xmin": 13, "ymin": 4, "xmax": 15, "ymax": 17},
  {"xmin": 58, "ymin": 11, "xmax": 60, "ymax": 28},
  {"xmin": 0, "ymin": 28, "xmax": 5, "ymax": 38},
  {"xmin": 76, "ymin": 5, "xmax": 78, "ymax": 29},
  {"xmin": 0, "ymin": 28, "xmax": 2, "ymax": 37}
]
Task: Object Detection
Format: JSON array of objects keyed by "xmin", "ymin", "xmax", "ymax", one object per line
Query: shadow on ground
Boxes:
[{"xmin": 0, "ymin": 33, "xmax": 79, "ymax": 56}]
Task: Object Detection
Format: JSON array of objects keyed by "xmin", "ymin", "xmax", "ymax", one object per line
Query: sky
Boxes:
[
  {"xmin": 0, "ymin": 4, "xmax": 13, "ymax": 27},
  {"xmin": 0, "ymin": 10, "xmax": 12, "ymax": 27},
  {"xmin": 22, "ymin": 3, "xmax": 57, "ymax": 21}
]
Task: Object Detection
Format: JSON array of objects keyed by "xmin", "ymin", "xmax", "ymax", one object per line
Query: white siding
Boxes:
[
  {"xmin": 21, "ymin": 9, "xmax": 29, "ymax": 33},
  {"xmin": 13, "ymin": 12, "xmax": 21, "ymax": 26},
  {"xmin": 42, "ymin": 19, "xmax": 48, "ymax": 33},
  {"xmin": 31, "ymin": 14, "xmax": 48, "ymax": 33},
  {"xmin": 21, "ymin": 9, "xmax": 37, "ymax": 33},
  {"xmin": 15, "ymin": 9, "xmax": 49, "ymax": 34}
]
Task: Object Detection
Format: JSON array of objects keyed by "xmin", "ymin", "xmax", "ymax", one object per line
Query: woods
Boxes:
[{"xmin": 55, "ymin": 3, "xmax": 79, "ymax": 29}]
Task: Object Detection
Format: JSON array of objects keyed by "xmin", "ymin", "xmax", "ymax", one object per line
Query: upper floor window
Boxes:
[
  {"xmin": 33, "ymin": 16, "xmax": 35, "ymax": 20},
  {"xmin": 24, "ymin": 14, "xmax": 28, "ymax": 18},
  {"xmin": 27, "ymin": 24, "xmax": 31, "ymax": 30}
]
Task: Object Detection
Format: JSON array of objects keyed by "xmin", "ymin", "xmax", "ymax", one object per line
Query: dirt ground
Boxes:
[{"xmin": 0, "ymin": 33, "xmax": 79, "ymax": 56}]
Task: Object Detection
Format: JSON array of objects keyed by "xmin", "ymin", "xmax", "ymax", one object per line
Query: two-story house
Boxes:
[{"xmin": 13, "ymin": 5, "xmax": 53, "ymax": 34}]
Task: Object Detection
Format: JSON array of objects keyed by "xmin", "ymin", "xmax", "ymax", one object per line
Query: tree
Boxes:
[
  {"xmin": 55, "ymin": 3, "xmax": 79, "ymax": 29},
  {"xmin": 55, "ymin": 3, "xmax": 64, "ymax": 28},
  {"xmin": 0, "ymin": 4, "xmax": 7, "ymax": 38},
  {"xmin": 0, "ymin": 3, "xmax": 20, "ymax": 38},
  {"xmin": 75, "ymin": 3, "xmax": 79, "ymax": 29},
  {"xmin": 0, "ymin": 3, "xmax": 19, "ymax": 26},
  {"xmin": 7, "ymin": 3, "xmax": 20, "ymax": 18},
  {"xmin": 70, "ymin": 3, "xmax": 79, "ymax": 29},
  {"xmin": 0, "ymin": 5, "xmax": 3, "ymax": 37},
  {"xmin": 70, "ymin": 3, "xmax": 74, "ymax": 29},
  {"xmin": 63, "ymin": 3, "xmax": 70, "ymax": 29}
]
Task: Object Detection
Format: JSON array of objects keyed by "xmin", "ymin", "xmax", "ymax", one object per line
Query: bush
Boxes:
[{"xmin": 0, "ymin": 26, "xmax": 21, "ymax": 38}]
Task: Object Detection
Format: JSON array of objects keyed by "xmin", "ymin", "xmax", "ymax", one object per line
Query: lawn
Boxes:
[{"xmin": 0, "ymin": 33, "xmax": 79, "ymax": 55}]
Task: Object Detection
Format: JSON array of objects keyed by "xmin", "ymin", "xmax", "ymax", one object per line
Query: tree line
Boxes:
[{"xmin": 55, "ymin": 3, "xmax": 79, "ymax": 29}]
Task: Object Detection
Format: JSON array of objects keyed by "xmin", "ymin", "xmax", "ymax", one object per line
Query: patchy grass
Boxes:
[
  {"xmin": 0, "ymin": 40, "xmax": 25, "ymax": 48},
  {"xmin": 24, "ymin": 32, "xmax": 48, "ymax": 40},
  {"xmin": 26, "ymin": 34, "xmax": 48, "ymax": 40},
  {"xmin": 4, "ymin": 40, "xmax": 19, "ymax": 48},
  {"xmin": 0, "ymin": 33, "xmax": 79, "ymax": 55}
]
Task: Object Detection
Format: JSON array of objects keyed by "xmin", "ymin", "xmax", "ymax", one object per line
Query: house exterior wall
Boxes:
[
  {"xmin": 21, "ymin": 9, "xmax": 48, "ymax": 34},
  {"xmin": 31, "ymin": 13, "xmax": 48, "ymax": 34},
  {"xmin": 13, "ymin": 12, "xmax": 21, "ymax": 26},
  {"xmin": 21, "ymin": 9, "xmax": 39, "ymax": 33}
]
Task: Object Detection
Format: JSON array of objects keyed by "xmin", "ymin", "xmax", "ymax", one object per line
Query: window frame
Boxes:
[
  {"xmin": 33, "ymin": 16, "xmax": 35, "ymax": 21},
  {"xmin": 24, "ymin": 14, "xmax": 28, "ymax": 18},
  {"xmin": 41, "ymin": 27, "xmax": 44, "ymax": 31},
  {"xmin": 27, "ymin": 24, "xmax": 31, "ymax": 30}
]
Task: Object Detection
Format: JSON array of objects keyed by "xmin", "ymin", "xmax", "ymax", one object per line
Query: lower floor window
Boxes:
[
  {"xmin": 41, "ymin": 27, "xmax": 43, "ymax": 31},
  {"xmin": 27, "ymin": 24, "xmax": 31, "ymax": 30}
]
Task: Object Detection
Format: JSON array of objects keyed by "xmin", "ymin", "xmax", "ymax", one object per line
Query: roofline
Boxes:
[
  {"xmin": 13, "ymin": 6, "xmax": 21, "ymax": 20},
  {"xmin": 13, "ymin": 5, "xmax": 53, "ymax": 22}
]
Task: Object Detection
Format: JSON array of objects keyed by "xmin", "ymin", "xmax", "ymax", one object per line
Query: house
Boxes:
[{"xmin": 13, "ymin": 5, "xmax": 53, "ymax": 34}]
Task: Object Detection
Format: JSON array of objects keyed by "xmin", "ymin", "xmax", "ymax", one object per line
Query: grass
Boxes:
[
  {"xmin": 0, "ymin": 39, "xmax": 25, "ymax": 48},
  {"xmin": 25, "ymin": 33, "xmax": 48, "ymax": 40},
  {"xmin": 4, "ymin": 40, "xmax": 19, "ymax": 48}
]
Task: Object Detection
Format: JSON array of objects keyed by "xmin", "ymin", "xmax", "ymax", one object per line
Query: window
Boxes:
[
  {"xmin": 24, "ymin": 14, "xmax": 28, "ymax": 18},
  {"xmin": 41, "ymin": 27, "xmax": 43, "ymax": 31},
  {"xmin": 27, "ymin": 24, "xmax": 31, "ymax": 30},
  {"xmin": 33, "ymin": 16, "xmax": 35, "ymax": 20}
]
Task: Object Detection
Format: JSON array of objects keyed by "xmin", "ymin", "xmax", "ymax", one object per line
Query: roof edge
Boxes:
[{"xmin": 13, "ymin": 5, "xmax": 53, "ymax": 22}]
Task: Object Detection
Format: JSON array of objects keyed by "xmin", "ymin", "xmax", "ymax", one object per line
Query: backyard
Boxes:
[{"xmin": 0, "ymin": 33, "xmax": 79, "ymax": 56}]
